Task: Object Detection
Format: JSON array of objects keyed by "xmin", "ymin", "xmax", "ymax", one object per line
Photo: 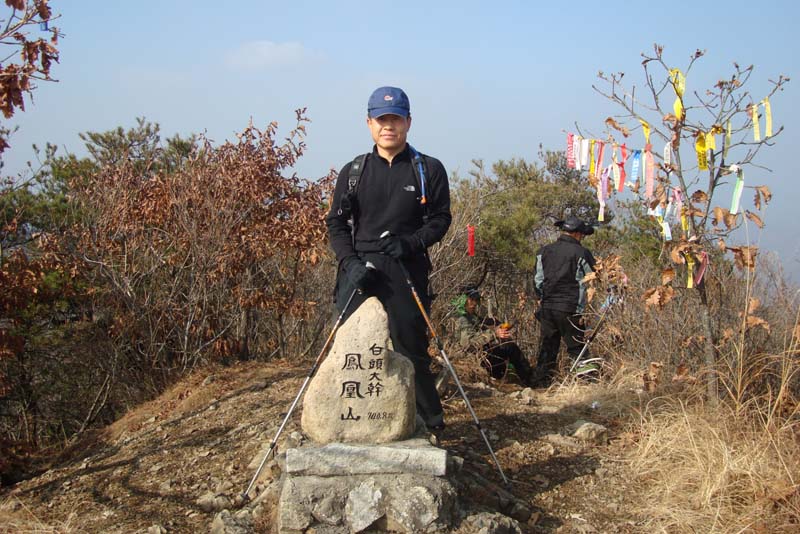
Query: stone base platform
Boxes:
[{"xmin": 277, "ymin": 438, "xmax": 459, "ymax": 533}]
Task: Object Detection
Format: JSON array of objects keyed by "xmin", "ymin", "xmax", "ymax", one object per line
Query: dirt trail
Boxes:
[{"xmin": 0, "ymin": 361, "xmax": 647, "ymax": 533}]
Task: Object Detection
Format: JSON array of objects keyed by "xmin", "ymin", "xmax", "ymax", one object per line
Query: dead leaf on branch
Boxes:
[
  {"xmin": 605, "ymin": 117, "xmax": 630, "ymax": 137},
  {"xmin": 604, "ymin": 324, "xmax": 623, "ymax": 342},
  {"xmin": 724, "ymin": 212, "xmax": 739, "ymax": 229},
  {"xmin": 586, "ymin": 287, "xmax": 596, "ymax": 304},
  {"xmin": 745, "ymin": 315, "xmax": 771, "ymax": 333},
  {"xmin": 712, "ymin": 206, "xmax": 728, "ymax": 227},
  {"xmin": 747, "ymin": 297, "xmax": 761, "ymax": 315},
  {"xmin": 670, "ymin": 241, "xmax": 694, "ymax": 265},
  {"xmin": 691, "ymin": 190, "xmax": 709, "ymax": 204},
  {"xmin": 745, "ymin": 210, "xmax": 764, "ymax": 228},
  {"xmin": 719, "ymin": 328, "xmax": 735, "ymax": 346},
  {"xmin": 682, "ymin": 335, "xmax": 706, "ymax": 348},
  {"xmin": 5, "ymin": 0, "xmax": 25, "ymax": 12},
  {"xmin": 727, "ymin": 245, "xmax": 758, "ymax": 271},
  {"xmin": 582, "ymin": 271, "xmax": 598, "ymax": 284},
  {"xmin": 643, "ymin": 286, "xmax": 675, "ymax": 309},
  {"xmin": 685, "ymin": 205, "xmax": 705, "ymax": 218},
  {"xmin": 661, "ymin": 268, "xmax": 675, "ymax": 286},
  {"xmin": 672, "ymin": 362, "xmax": 697, "ymax": 385},
  {"xmin": 755, "ymin": 185, "xmax": 772, "ymax": 207},
  {"xmin": 643, "ymin": 362, "xmax": 663, "ymax": 392}
]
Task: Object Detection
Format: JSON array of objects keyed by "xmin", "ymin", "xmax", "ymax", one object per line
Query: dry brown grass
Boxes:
[
  {"xmin": 625, "ymin": 315, "xmax": 800, "ymax": 534},
  {"xmin": 0, "ymin": 497, "xmax": 86, "ymax": 533},
  {"xmin": 629, "ymin": 397, "xmax": 799, "ymax": 533},
  {"xmin": 563, "ymin": 252, "xmax": 800, "ymax": 533}
]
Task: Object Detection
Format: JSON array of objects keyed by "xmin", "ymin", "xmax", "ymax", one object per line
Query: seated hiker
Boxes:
[{"xmin": 453, "ymin": 287, "xmax": 533, "ymax": 385}]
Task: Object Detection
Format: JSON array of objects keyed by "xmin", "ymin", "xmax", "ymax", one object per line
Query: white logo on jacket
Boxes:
[{"xmin": 404, "ymin": 185, "xmax": 416, "ymax": 192}]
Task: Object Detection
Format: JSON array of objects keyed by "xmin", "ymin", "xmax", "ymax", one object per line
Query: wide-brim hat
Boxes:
[{"xmin": 555, "ymin": 215, "xmax": 595, "ymax": 235}]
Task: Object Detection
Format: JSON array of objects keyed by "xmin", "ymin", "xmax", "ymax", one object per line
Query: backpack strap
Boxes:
[
  {"xmin": 348, "ymin": 153, "xmax": 368, "ymax": 196},
  {"xmin": 337, "ymin": 153, "xmax": 369, "ymax": 249},
  {"xmin": 408, "ymin": 145, "xmax": 429, "ymax": 222}
]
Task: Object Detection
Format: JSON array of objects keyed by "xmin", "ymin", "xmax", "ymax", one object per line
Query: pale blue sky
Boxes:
[{"xmin": 5, "ymin": 0, "xmax": 799, "ymax": 280}]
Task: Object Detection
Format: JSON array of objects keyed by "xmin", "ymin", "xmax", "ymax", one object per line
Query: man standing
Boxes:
[
  {"xmin": 325, "ymin": 86, "xmax": 452, "ymax": 432},
  {"xmin": 531, "ymin": 216, "xmax": 596, "ymax": 387},
  {"xmin": 454, "ymin": 287, "xmax": 533, "ymax": 385}
]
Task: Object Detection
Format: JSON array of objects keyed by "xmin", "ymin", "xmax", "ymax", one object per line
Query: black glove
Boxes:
[
  {"xmin": 343, "ymin": 256, "xmax": 377, "ymax": 291},
  {"xmin": 379, "ymin": 234, "xmax": 423, "ymax": 259}
]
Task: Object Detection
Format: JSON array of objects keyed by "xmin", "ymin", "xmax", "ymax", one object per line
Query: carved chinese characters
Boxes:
[{"xmin": 301, "ymin": 297, "xmax": 416, "ymax": 444}]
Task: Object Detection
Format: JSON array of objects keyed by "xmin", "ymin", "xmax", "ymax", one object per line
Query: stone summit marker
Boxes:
[
  {"xmin": 275, "ymin": 297, "xmax": 457, "ymax": 533},
  {"xmin": 301, "ymin": 297, "xmax": 417, "ymax": 444}
]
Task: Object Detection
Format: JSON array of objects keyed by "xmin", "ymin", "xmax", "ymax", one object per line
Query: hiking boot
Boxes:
[
  {"xmin": 428, "ymin": 424, "xmax": 445, "ymax": 447},
  {"xmin": 574, "ymin": 359, "xmax": 601, "ymax": 381}
]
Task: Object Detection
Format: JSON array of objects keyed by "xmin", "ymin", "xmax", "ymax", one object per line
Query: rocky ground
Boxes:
[{"xmin": 0, "ymin": 360, "xmax": 650, "ymax": 533}]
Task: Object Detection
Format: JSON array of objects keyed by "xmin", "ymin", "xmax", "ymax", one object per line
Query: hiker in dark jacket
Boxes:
[
  {"xmin": 454, "ymin": 287, "xmax": 533, "ymax": 385},
  {"xmin": 531, "ymin": 216, "xmax": 596, "ymax": 387},
  {"xmin": 325, "ymin": 86, "xmax": 451, "ymax": 432}
]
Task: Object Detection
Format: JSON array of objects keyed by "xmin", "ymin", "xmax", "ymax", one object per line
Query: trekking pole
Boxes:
[
  {"xmin": 568, "ymin": 294, "xmax": 618, "ymax": 374},
  {"xmin": 382, "ymin": 234, "xmax": 509, "ymax": 485},
  {"xmin": 241, "ymin": 269, "xmax": 367, "ymax": 500}
]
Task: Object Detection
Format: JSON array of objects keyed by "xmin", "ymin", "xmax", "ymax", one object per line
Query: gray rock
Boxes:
[
  {"xmin": 386, "ymin": 485, "xmax": 439, "ymax": 532},
  {"xmin": 285, "ymin": 441, "xmax": 448, "ymax": 476},
  {"xmin": 277, "ymin": 473, "xmax": 456, "ymax": 533},
  {"xmin": 197, "ymin": 492, "xmax": 232, "ymax": 513},
  {"xmin": 147, "ymin": 526, "xmax": 167, "ymax": 534},
  {"xmin": 345, "ymin": 480, "xmax": 385, "ymax": 532},
  {"xmin": 301, "ymin": 297, "xmax": 416, "ymax": 444},
  {"xmin": 566, "ymin": 420, "xmax": 609, "ymax": 444},
  {"xmin": 509, "ymin": 501, "xmax": 532, "ymax": 523},
  {"xmin": 311, "ymin": 493, "xmax": 345, "ymax": 525},
  {"xmin": 461, "ymin": 512, "xmax": 523, "ymax": 534},
  {"xmin": 542, "ymin": 433, "xmax": 582, "ymax": 450},
  {"xmin": 210, "ymin": 509, "xmax": 254, "ymax": 534}
]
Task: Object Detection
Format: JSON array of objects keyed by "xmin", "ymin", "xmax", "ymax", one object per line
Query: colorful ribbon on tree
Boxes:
[
  {"xmin": 670, "ymin": 68, "xmax": 686, "ymax": 119},
  {"xmin": 644, "ymin": 144, "xmax": 655, "ymax": 198},
  {"xmin": 695, "ymin": 133, "xmax": 708, "ymax": 170},
  {"xmin": 566, "ymin": 133, "xmax": 575, "ymax": 168},
  {"xmin": 729, "ymin": 165, "xmax": 745, "ymax": 214},
  {"xmin": 618, "ymin": 144, "xmax": 628, "ymax": 191}
]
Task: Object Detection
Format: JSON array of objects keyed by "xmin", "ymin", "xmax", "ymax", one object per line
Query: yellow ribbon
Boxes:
[
  {"xmin": 762, "ymin": 97, "xmax": 772, "ymax": 137},
  {"xmin": 681, "ymin": 206, "xmax": 689, "ymax": 238},
  {"xmin": 687, "ymin": 254, "xmax": 695, "ymax": 289},
  {"xmin": 705, "ymin": 131, "xmax": 716, "ymax": 151},
  {"xmin": 670, "ymin": 68, "xmax": 686, "ymax": 118},
  {"xmin": 695, "ymin": 134, "xmax": 708, "ymax": 170},
  {"xmin": 589, "ymin": 139, "xmax": 596, "ymax": 178},
  {"xmin": 639, "ymin": 119, "xmax": 651, "ymax": 144},
  {"xmin": 751, "ymin": 104, "xmax": 761, "ymax": 141}
]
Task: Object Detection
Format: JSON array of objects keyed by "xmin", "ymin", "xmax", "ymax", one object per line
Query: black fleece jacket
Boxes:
[
  {"xmin": 534, "ymin": 234, "xmax": 596, "ymax": 313},
  {"xmin": 325, "ymin": 144, "xmax": 451, "ymax": 262}
]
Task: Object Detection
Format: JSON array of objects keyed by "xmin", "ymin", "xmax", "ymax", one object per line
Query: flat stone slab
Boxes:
[
  {"xmin": 277, "ymin": 473, "xmax": 457, "ymax": 533},
  {"xmin": 286, "ymin": 440, "xmax": 448, "ymax": 477}
]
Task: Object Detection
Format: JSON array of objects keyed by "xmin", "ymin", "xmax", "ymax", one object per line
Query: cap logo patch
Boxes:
[{"xmin": 384, "ymin": 95, "xmax": 393, "ymax": 101}]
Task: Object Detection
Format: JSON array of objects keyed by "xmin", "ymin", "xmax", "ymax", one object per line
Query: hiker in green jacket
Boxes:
[{"xmin": 453, "ymin": 287, "xmax": 533, "ymax": 385}]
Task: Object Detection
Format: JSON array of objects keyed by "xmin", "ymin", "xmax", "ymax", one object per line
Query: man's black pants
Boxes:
[
  {"xmin": 481, "ymin": 342, "xmax": 532, "ymax": 382},
  {"xmin": 335, "ymin": 252, "xmax": 444, "ymax": 429},
  {"xmin": 533, "ymin": 308, "xmax": 587, "ymax": 385}
]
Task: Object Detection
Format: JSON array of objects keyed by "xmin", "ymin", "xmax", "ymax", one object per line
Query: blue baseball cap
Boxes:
[{"xmin": 367, "ymin": 86, "xmax": 410, "ymax": 118}]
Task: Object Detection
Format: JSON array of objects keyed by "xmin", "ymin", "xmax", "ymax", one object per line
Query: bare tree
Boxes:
[{"xmin": 588, "ymin": 44, "xmax": 789, "ymax": 399}]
